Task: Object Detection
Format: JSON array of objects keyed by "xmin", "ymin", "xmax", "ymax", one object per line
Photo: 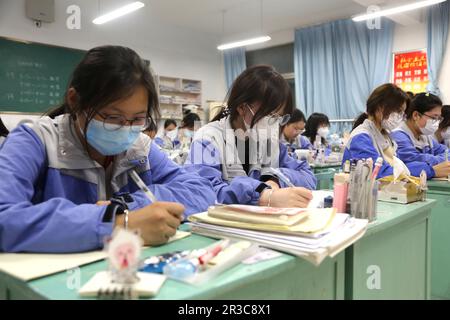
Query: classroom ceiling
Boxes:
[{"xmin": 146, "ymin": 0, "xmax": 371, "ymax": 38}]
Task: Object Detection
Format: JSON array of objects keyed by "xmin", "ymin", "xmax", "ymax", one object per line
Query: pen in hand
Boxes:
[
  {"xmin": 129, "ymin": 169, "xmax": 158, "ymax": 203},
  {"xmin": 268, "ymin": 167, "xmax": 295, "ymax": 188}
]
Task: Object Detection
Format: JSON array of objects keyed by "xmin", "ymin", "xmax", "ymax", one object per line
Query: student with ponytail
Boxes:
[
  {"xmin": 185, "ymin": 65, "xmax": 316, "ymax": 207},
  {"xmin": 343, "ymin": 83, "xmax": 427, "ymax": 179}
]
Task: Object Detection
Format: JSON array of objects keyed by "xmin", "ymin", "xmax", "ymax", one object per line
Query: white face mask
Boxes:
[
  {"xmin": 441, "ymin": 127, "xmax": 450, "ymax": 140},
  {"xmin": 420, "ymin": 119, "xmax": 439, "ymax": 136},
  {"xmin": 381, "ymin": 112, "xmax": 403, "ymax": 132},
  {"xmin": 317, "ymin": 127, "xmax": 329, "ymax": 138},
  {"xmin": 165, "ymin": 129, "xmax": 178, "ymax": 141}
]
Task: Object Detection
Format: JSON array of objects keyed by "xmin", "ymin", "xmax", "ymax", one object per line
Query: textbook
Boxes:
[
  {"xmin": 189, "ymin": 208, "xmax": 336, "ymax": 235},
  {"xmin": 188, "ymin": 214, "xmax": 368, "ymax": 266},
  {"xmin": 208, "ymin": 204, "xmax": 308, "ymax": 226}
]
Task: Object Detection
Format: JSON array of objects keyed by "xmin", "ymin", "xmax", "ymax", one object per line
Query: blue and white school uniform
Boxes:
[
  {"xmin": 391, "ymin": 122, "xmax": 448, "ymax": 179},
  {"xmin": 184, "ymin": 116, "xmax": 317, "ymax": 205},
  {"xmin": 342, "ymin": 119, "xmax": 428, "ymax": 178},
  {"xmin": 0, "ymin": 115, "xmax": 216, "ymax": 253}
]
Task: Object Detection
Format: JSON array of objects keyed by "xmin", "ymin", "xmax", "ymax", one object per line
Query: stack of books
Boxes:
[{"xmin": 188, "ymin": 205, "xmax": 368, "ymax": 266}]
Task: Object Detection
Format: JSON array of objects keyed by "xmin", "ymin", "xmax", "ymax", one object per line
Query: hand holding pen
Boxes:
[{"xmin": 113, "ymin": 170, "xmax": 185, "ymax": 246}]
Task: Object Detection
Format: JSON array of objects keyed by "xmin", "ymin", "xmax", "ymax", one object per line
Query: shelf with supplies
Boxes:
[{"xmin": 156, "ymin": 75, "xmax": 204, "ymax": 121}]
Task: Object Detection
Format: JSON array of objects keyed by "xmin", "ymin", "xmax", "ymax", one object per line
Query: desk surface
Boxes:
[
  {"xmin": 428, "ymin": 180, "xmax": 450, "ymax": 192},
  {"xmin": 0, "ymin": 200, "xmax": 436, "ymax": 300},
  {"xmin": 366, "ymin": 200, "xmax": 435, "ymax": 237},
  {"xmin": 17, "ymin": 233, "xmax": 298, "ymax": 300}
]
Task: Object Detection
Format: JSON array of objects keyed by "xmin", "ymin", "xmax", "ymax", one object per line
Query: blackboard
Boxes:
[{"xmin": 0, "ymin": 37, "xmax": 85, "ymax": 112}]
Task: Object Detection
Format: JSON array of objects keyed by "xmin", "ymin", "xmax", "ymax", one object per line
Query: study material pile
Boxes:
[{"xmin": 188, "ymin": 205, "xmax": 368, "ymax": 266}]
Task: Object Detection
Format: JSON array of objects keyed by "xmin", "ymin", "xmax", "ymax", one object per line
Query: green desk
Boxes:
[
  {"xmin": 428, "ymin": 180, "xmax": 450, "ymax": 299},
  {"xmin": 1, "ymin": 232, "xmax": 345, "ymax": 300},
  {"xmin": 345, "ymin": 200, "xmax": 435, "ymax": 300},
  {"xmin": 311, "ymin": 163, "xmax": 342, "ymax": 173}
]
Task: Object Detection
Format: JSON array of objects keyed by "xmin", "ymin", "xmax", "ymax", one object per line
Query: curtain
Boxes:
[
  {"xmin": 294, "ymin": 18, "xmax": 394, "ymax": 133},
  {"xmin": 427, "ymin": 1, "xmax": 450, "ymax": 96},
  {"xmin": 223, "ymin": 47, "xmax": 247, "ymax": 90}
]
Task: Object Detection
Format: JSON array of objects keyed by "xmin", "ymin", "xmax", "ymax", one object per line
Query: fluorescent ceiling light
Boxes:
[
  {"xmin": 217, "ymin": 36, "xmax": 271, "ymax": 51},
  {"xmin": 352, "ymin": 0, "xmax": 446, "ymax": 22},
  {"xmin": 93, "ymin": 1, "xmax": 145, "ymax": 25}
]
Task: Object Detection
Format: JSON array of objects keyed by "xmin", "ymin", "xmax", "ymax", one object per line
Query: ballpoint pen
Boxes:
[
  {"xmin": 267, "ymin": 167, "xmax": 295, "ymax": 187},
  {"xmin": 128, "ymin": 169, "xmax": 158, "ymax": 203}
]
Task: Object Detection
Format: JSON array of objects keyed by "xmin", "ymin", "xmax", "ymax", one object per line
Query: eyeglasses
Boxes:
[
  {"xmin": 267, "ymin": 113, "xmax": 291, "ymax": 126},
  {"xmin": 95, "ymin": 112, "xmax": 149, "ymax": 132},
  {"xmin": 246, "ymin": 103, "xmax": 291, "ymax": 126},
  {"xmin": 420, "ymin": 113, "xmax": 443, "ymax": 124}
]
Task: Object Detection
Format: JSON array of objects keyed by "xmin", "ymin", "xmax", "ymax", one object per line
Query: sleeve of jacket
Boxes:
[
  {"xmin": 299, "ymin": 135, "xmax": 312, "ymax": 149},
  {"xmin": 0, "ymin": 125, "xmax": 113, "ymax": 253},
  {"xmin": 343, "ymin": 133, "xmax": 394, "ymax": 179},
  {"xmin": 392, "ymin": 131, "xmax": 444, "ymax": 166},
  {"xmin": 390, "ymin": 131, "xmax": 437, "ymax": 177},
  {"xmin": 278, "ymin": 143, "xmax": 317, "ymax": 189},
  {"xmin": 184, "ymin": 139, "xmax": 262, "ymax": 205},
  {"xmin": 127, "ymin": 142, "xmax": 217, "ymax": 217}
]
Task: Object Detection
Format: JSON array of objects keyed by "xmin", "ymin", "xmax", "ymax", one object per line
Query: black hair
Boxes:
[
  {"xmin": 303, "ymin": 113, "xmax": 330, "ymax": 144},
  {"xmin": 405, "ymin": 92, "xmax": 443, "ymax": 119},
  {"xmin": 181, "ymin": 112, "xmax": 200, "ymax": 129},
  {"xmin": 286, "ymin": 109, "xmax": 306, "ymax": 125},
  {"xmin": 46, "ymin": 45, "xmax": 159, "ymax": 138},
  {"xmin": 406, "ymin": 91, "xmax": 415, "ymax": 100},
  {"xmin": 211, "ymin": 65, "xmax": 294, "ymax": 127},
  {"xmin": 353, "ymin": 83, "xmax": 409, "ymax": 131},
  {"xmin": 0, "ymin": 117, "xmax": 9, "ymax": 138},
  {"xmin": 164, "ymin": 119, "xmax": 177, "ymax": 129},
  {"xmin": 439, "ymin": 105, "xmax": 450, "ymax": 130},
  {"xmin": 144, "ymin": 119, "xmax": 157, "ymax": 132}
]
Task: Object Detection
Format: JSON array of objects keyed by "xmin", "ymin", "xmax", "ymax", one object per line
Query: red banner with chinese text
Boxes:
[{"xmin": 393, "ymin": 50, "xmax": 429, "ymax": 93}]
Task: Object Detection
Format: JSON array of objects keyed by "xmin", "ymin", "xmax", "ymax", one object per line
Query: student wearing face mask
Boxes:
[
  {"xmin": 391, "ymin": 93, "xmax": 450, "ymax": 179},
  {"xmin": 435, "ymin": 105, "xmax": 450, "ymax": 148},
  {"xmin": 154, "ymin": 119, "xmax": 180, "ymax": 150},
  {"xmin": 302, "ymin": 113, "xmax": 331, "ymax": 156},
  {"xmin": 178, "ymin": 112, "xmax": 200, "ymax": 150},
  {"xmin": 185, "ymin": 65, "xmax": 316, "ymax": 207},
  {"xmin": 280, "ymin": 109, "xmax": 312, "ymax": 153},
  {"xmin": 343, "ymin": 83, "xmax": 428, "ymax": 179},
  {"xmin": 0, "ymin": 46, "xmax": 216, "ymax": 253}
]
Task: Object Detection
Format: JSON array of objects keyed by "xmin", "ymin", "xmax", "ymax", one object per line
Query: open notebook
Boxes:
[{"xmin": 0, "ymin": 230, "xmax": 191, "ymax": 281}]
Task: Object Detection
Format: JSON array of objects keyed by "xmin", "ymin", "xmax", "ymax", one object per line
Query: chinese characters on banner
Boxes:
[{"xmin": 393, "ymin": 50, "xmax": 429, "ymax": 93}]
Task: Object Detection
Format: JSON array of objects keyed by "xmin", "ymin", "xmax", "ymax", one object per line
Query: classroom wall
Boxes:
[{"xmin": 0, "ymin": 0, "xmax": 227, "ymax": 114}]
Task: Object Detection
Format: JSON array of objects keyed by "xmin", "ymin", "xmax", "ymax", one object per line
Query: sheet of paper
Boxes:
[{"xmin": 0, "ymin": 230, "xmax": 191, "ymax": 281}]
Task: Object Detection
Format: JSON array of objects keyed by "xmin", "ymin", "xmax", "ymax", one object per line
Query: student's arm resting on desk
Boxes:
[
  {"xmin": 391, "ymin": 131, "xmax": 445, "ymax": 166},
  {"xmin": 127, "ymin": 142, "xmax": 216, "ymax": 216},
  {"xmin": 278, "ymin": 143, "xmax": 317, "ymax": 189},
  {"xmin": 0, "ymin": 126, "xmax": 113, "ymax": 253},
  {"xmin": 184, "ymin": 140, "xmax": 262, "ymax": 205}
]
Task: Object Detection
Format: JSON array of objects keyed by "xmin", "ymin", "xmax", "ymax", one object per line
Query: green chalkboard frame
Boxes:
[{"xmin": 0, "ymin": 36, "xmax": 86, "ymax": 113}]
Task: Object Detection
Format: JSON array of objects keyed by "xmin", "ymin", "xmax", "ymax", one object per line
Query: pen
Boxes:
[
  {"xmin": 268, "ymin": 167, "xmax": 295, "ymax": 187},
  {"xmin": 371, "ymin": 157, "xmax": 383, "ymax": 180},
  {"xmin": 198, "ymin": 240, "xmax": 230, "ymax": 267},
  {"xmin": 128, "ymin": 169, "xmax": 158, "ymax": 203}
]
